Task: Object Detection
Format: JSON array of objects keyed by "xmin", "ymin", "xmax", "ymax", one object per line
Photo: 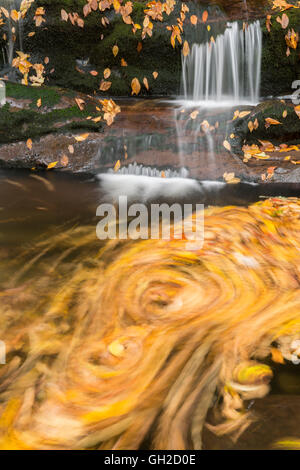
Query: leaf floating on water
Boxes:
[
  {"xmin": 223, "ymin": 172, "xmax": 240, "ymax": 184},
  {"xmin": 30, "ymin": 174, "xmax": 55, "ymax": 191},
  {"xmin": 271, "ymin": 348, "xmax": 285, "ymax": 364}
]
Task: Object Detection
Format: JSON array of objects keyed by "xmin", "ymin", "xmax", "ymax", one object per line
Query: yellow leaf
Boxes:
[
  {"xmin": 26, "ymin": 138, "xmax": 32, "ymax": 150},
  {"xmin": 271, "ymin": 348, "xmax": 285, "ymax": 364},
  {"xmin": 36, "ymin": 98, "xmax": 42, "ymax": 108},
  {"xmin": 112, "ymin": 45, "xmax": 119, "ymax": 57},
  {"xmin": 103, "ymin": 68, "xmax": 111, "ymax": 79},
  {"xmin": 47, "ymin": 161, "xmax": 58, "ymax": 170},
  {"xmin": 75, "ymin": 133, "xmax": 89, "ymax": 142},
  {"xmin": 114, "ymin": 160, "xmax": 121, "ymax": 171}
]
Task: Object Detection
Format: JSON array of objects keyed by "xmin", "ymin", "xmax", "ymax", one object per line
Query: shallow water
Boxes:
[{"xmin": 0, "ymin": 169, "xmax": 300, "ymax": 449}]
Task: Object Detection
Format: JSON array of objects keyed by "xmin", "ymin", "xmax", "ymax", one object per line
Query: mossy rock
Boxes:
[
  {"xmin": 229, "ymin": 99, "xmax": 300, "ymax": 154},
  {"xmin": 0, "ymin": 82, "xmax": 103, "ymax": 144},
  {"xmin": 20, "ymin": 0, "xmax": 181, "ymax": 96},
  {"xmin": 260, "ymin": 8, "xmax": 300, "ymax": 97}
]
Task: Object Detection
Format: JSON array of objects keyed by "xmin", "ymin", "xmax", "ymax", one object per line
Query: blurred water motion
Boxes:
[{"xmin": 0, "ymin": 176, "xmax": 300, "ymax": 449}]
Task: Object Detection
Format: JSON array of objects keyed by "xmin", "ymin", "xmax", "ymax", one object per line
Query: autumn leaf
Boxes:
[
  {"xmin": 75, "ymin": 98, "xmax": 85, "ymax": 110},
  {"xmin": 36, "ymin": 98, "xmax": 42, "ymax": 108},
  {"xmin": 271, "ymin": 348, "xmax": 285, "ymax": 364},
  {"xmin": 60, "ymin": 154, "xmax": 69, "ymax": 167},
  {"xmin": 131, "ymin": 78, "xmax": 141, "ymax": 96},
  {"xmin": 295, "ymin": 105, "xmax": 300, "ymax": 118},
  {"xmin": 121, "ymin": 58, "xmax": 128, "ymax": 67},
  {"xmin": 153, "ymin": 71, "xmax": 158, "ymax": 80},
  {"xmin": 75, "ymin": 133, "xmax": 89, "ymax": 142},
  {"xmin": 202, "ymin": 11, "xmax": 208, "ymax": 23},
  {"xmin": 183, "ymin": 41, "xmax": 190, "ymax": 57},
  {"xmin": 265, "ymin": 117, "xmax": 282, "ymax": 128},
  {"xmin": 282, "ymin": 110, "xmax": 288, "ymax": 118},
  {"xmin": 114, "ymin": 160, "xmax": 121, "ymax": 172},
  {"xmin": 47, "ymin": 161, "xmax": 58, "ymax": 170},
  {"xmin": 143, "ymin": 77, "xmax": 149, "ymax": 91},
  {"xmin": 68, "ymin": 145, "xmax": 74, "ymax": 154},
  {"xmin": 223, "ymin": 140, "xmax": 231, "ymax": 151},
  {"xmin": 190, "ymin": 15, "xmax": 197, "ymax": 26},
  {"xmin": 266, "ymin": 15, "xmax": 272, "ymax": 32},
  {"xmin": 103, "ymin": 68, "xmax": 111, "ymax": 79},
  {"xmin": 285, "ymin": 28, "xmax": 298, "ymax": 49},
  {"xmin": 112, "ymin": 45, "xmax": 119, "ymax": 57},
  {"xmin": 223, "ymin": 172, "xmax": 240, "ymax": 184},
  {"xmin": 90, "ymin": 70, "xmax": 98, "ymax": 76},
  {"xmin": 61, "ymin": 9, "xmax": 68, "ymax": 22},
  {"xmin": 26, "ymin": 138, "xmax": 32, "ymax": 150},
  {"xmin": 190, "ymin": 110, "xmax": 199, "ymax": 120},
  {"xmin": 100, "ymin": 80, "xmax": 112, "ymax": 92}
]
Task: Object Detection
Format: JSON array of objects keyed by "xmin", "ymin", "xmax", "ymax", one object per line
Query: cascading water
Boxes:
[
  {"xmin": 175, "ymin": 20, "xmax": 263, "ymax": 175},
  {"xmin": 182, "ymin": 20, "xmax": 262, "ymax": 104},
  {"xmin": 1, "ymin": 0, "xmax": 24, "ymax": 69}
]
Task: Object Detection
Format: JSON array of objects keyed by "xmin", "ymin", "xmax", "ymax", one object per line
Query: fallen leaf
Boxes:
[
  {"xmin": 114, "ymin": 160, "xmax": 121, "ymax": 171},
  {"xmin": 223, "ymin": 140, "xmax": 231, "ymax": 151},
  {"xmin": 112, "ymin": 45, "xmax": 119, "ymax": 57},
  {"xmin": 47, "ymin": 161, "xmax": 58, "ymax": 170},
  {"xmin": 131, "ymin": 77, "xmax": 141, "ymax": 95},
  {"xmin": 75, "ymin": 133, "xmax": 89, "ymax": 142}
]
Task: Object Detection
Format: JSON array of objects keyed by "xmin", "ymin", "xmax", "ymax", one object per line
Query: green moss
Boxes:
[
  {"xmin": 0, "ymin": 101, "xmax": 102, "ymax": 144},
  {"xmin": 5, "ymin": 82, "xmax": 62, "ymax": 107},
  {"xmin": 23, "ymin": 0, "xmax": 180, "ymax": 96},
  {"xmin": 260, "ymin": 9, "xmax": 300, "ymax": 96}
]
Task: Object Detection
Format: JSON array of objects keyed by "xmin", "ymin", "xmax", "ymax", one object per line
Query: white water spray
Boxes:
[{"xmin": 182, "ymin": 20, "xmax": 262, "ymax": 104}]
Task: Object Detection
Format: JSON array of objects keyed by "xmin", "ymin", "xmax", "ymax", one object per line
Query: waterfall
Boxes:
[
  {"xmin": 182, "ymin": 20, "xmax": 262, "ymax": 104},
  {"xmin": 1, "ymin": 0, "xmax": 24, "ymax": 68}
]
